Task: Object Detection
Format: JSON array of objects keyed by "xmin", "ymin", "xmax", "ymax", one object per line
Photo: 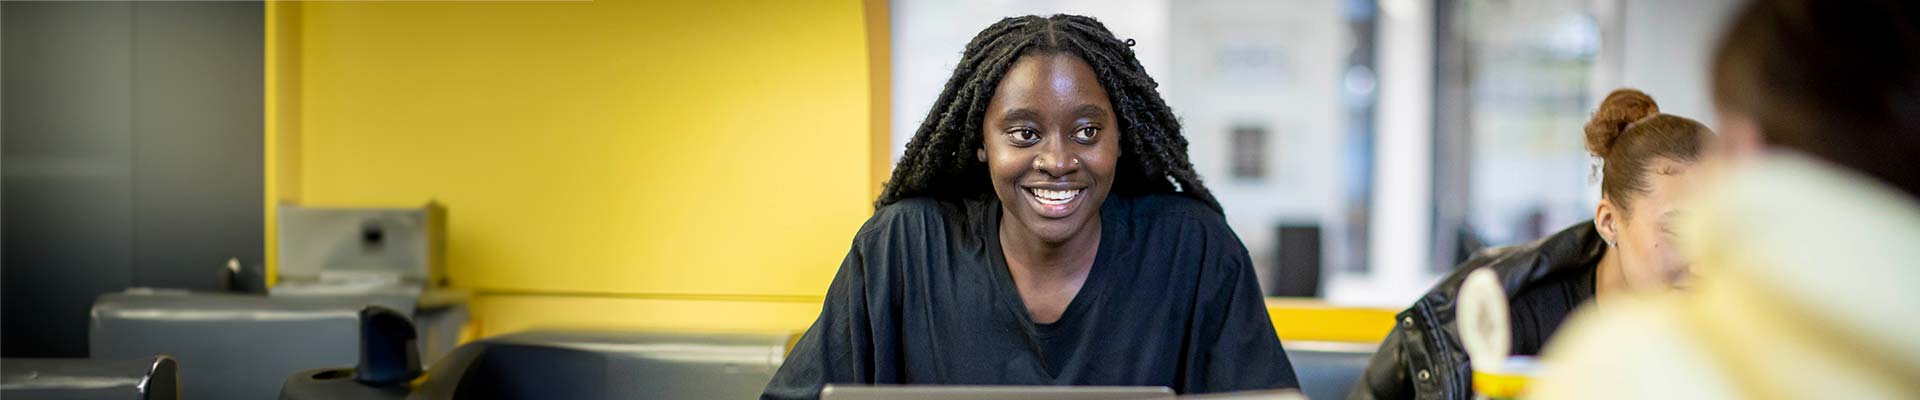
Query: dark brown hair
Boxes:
[
  {"xmin": 1584, "ymin": 89, "xmax": 1711, "ymax": 213},
  {"xmin": 1712, "ymin": 0, "xmax": 1920, "ymax": 199}
]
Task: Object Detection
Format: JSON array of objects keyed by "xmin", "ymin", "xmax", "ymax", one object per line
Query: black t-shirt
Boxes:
[
  {"xmin": 761, "ymin": 193, "xmax": 1299, "ymax": 399},
  {"xmin": 1507, "ymin": 262, "xmax": 1597, "ymax": 356}
]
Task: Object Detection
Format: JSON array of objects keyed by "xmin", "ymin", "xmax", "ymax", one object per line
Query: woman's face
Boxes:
[
  {"xmin": 1598, "ymin": 157, "xmax": 1700, "ymax": 291},
  {"xmin": 979, "ymin": 53, "xmax": 1121, "ymax": 244}
]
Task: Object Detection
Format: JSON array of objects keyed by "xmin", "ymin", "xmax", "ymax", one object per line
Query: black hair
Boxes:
[
  {"xmin": 874, "ymin": 14, "xmax": 1221, "ymax": 213},
  {"xmin": 1713, "ymin": 0, "xmax": 1920, "ymax": 199}
]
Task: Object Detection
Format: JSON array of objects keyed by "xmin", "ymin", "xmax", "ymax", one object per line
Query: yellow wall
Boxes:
[{"xmin": 269, "ymin": 0, "xmax": 881, "ymax": 335}]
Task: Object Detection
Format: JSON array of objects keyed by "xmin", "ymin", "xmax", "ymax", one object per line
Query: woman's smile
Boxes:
[{"xmin": 1023, "ymin": 185, "xmax": 1086, "ymax": 217}]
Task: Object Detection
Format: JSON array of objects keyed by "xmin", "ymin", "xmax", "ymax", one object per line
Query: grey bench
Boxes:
[
  {"xmin": 1284, "ymin": 341, "xmax": 1375, "ymax": 400},
  {"xmin": 90, "ymin": 291, "xmax": 465, "ymax": 400},
  {"xmin": 1, "ymin": 355, "xmax": 179, "ymax": 400},
  {"xmin": 282, "ymin": 329, "xmax": 789, "ymax": 400}
]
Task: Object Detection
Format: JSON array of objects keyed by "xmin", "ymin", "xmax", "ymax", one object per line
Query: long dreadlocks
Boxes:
[{"xmin": 874, "ymin": 14, "xmax": 1223, "ymax": 214}]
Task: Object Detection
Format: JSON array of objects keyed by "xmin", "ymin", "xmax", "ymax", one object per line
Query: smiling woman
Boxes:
[{"xmin": 762, "ymin": 14, "xmax": 1299, "ymax": 399}]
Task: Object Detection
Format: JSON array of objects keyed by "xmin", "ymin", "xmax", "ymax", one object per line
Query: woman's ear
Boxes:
[
  {"xmin": 1594, "ymin": 199, "xmax": 1619, "ymax": 247},
  {"xmin": 976, "ymin": 148, "xmax": 986, "ymax": 162}
]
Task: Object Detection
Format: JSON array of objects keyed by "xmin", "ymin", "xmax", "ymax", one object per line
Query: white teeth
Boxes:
[{"xmin": 1027, "ymin": 188, "xmax": 1081, "ymax": 205}]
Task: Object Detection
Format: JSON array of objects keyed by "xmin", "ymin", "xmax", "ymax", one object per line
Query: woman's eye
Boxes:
[
  {"xmin": 1072, "ymin": 126, "xmax": 1101, "ymax": 142},
  {"xmin": 1007, "ymin": 129, "xmax": 1040, "ymax": 145}
]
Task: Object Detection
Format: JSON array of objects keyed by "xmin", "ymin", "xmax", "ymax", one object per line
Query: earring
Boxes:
[
  {"xmin": 1071, "ymin": 158, "xmax": 1081, "ymax": 165},
  {"xmin": 1595, "ymin": 220, "xmax": 1615, "ymax": 248}
]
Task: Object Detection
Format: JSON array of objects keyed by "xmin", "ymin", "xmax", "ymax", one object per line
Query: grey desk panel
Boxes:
[
  {"xmin": 1283, "ymin": 343, "xmax": 1374, "ymax": 400},
  {"xmin": 406, "ymin": 330, "xmax": 789, "ymax": 400},
  {"xmin": 90, "ymin": 292, "xmax": 425, "ymax": 400},
  {"xmin": 1, "ymin": 356, "xmax": 179, "ymax": 400}
]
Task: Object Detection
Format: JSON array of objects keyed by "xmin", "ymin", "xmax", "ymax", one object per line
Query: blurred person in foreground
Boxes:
[
  {"xmin": 1532, "ymin": 0, "xmax": 1920, "ymax": 398},
  {"xmin": 1349, "ymin": 89, "xmax": 1712, "ymax": 400},
  {"xmin": 762, "ymin": 14, "xmax": 1297, "ymax": 400}
]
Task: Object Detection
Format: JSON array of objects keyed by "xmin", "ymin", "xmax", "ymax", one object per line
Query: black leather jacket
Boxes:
[{"xmin": 1347, "ymin": 222, "xmax": 1606, "ymax": 400}]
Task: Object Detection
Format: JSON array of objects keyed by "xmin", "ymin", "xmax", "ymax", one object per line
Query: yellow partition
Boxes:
[
  {"xmin": 1265, "ymin": 298, "xmax": 1397, "ymax": 344},
  {"xmin": 270, "ymin": 0, "xmax": 877, "ymax": 297},
  {"xmin": 267, "ymin": 0, "xmax": 885, "ymax": 335}
]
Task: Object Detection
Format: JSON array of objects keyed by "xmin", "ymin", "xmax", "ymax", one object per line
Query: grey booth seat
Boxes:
[
  {"xmin": 281, "ymin": 329, "xmax": 1373, "ymax": 400},
  {"xmin": 412, "ymin": 333, "xmax": 1370, "ymax": 400},
  {"xmin": 1283, "ymin": 342, "xmax": 1375, "ymax": 400},
  {"xmin": 90, "ymin": 290, "xmax": 467, "ymax": 400},
  {"xmin": 0, "ymin": 355, "xmax": 179, "ymax": 400},
  {"xmin": 282, "ymin": 329, "xmax": 790, "ymax": 400}
]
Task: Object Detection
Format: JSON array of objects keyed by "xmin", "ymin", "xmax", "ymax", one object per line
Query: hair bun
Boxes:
[{"xmin": 1585, "ymin": 88, "xmax": 1660, "ymax": 158}]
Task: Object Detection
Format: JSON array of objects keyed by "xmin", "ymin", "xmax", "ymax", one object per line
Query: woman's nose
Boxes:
[{"xmin": 1032, "ymin": 143, "xmax": 1079, "ymax": 177}]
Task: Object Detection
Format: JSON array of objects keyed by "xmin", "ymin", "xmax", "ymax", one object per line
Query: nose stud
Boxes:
[{"xmin": 1034, "ymin": 158, "xmax": 1083, "ymax": 169}]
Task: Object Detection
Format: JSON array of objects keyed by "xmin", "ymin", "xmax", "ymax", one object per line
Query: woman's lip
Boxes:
[{"xmin": 1024, "ymin": 187, "xmax": 1082, "ymax": 218}]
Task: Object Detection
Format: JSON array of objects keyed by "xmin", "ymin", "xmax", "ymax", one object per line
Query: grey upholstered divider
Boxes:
[
  {"xmin": 415, "ymin": 330, "xmax": 789, "ymax": 399},
  {"xmin": 1284, "ymin": 342, "xmax": 1375, "ymax": 400},
  {"xmin": 91, "ymin": 291, "xmax": 468, "ymax": 400},
  {"xmin": 91, "ymin": 292, "xmax": 361, "ymax": 400},
  {"xmin": 278, "ymin": 329, "xmax": 1371, "ymax": 399},
  {"xmin": 1, "ymin": 355, "xmax": 180, "ymax": 400},
  {"xmin": 282, "ymin": 329, "xmax": 790, "ymax": 400}
]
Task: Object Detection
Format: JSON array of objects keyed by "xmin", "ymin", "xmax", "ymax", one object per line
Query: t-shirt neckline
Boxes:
[{"xmin": 984, "ymin": 195, "xmax": 1122, "ymax": 336}]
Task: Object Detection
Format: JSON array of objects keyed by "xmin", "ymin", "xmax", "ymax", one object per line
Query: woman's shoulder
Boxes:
[
  {"xmin": 1106, "ymin": 193, "xmax": 1247, "ymax": 268},
  {"xmin": 859, "ymin": 196, "xmax": 990, "ymax": 241},
  {"xmin": 870, "ymin": 196, "xmax": 950, "ymax": 220},
  {"xmin": 1109, "ymin": 192, "xmax": 1229, "ymax": 232},
  {"xmin": 1450, "ymin": 222, "xmax": 1603, "ymax": 294}
]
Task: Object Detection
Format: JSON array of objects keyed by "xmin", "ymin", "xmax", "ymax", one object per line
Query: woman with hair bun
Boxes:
[
  {"xmin": 1349, "ymin": 88, "xmax": 1714, "ymax": 400},
  {"xmin": 1582, "ymin": 89, "xmax": 1715, "ymax": 294}
]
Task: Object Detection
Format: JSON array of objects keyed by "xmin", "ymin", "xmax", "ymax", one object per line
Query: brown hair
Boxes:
[
  {"xmin": 1584, "ymin": 89, "xmax": 1712, "ymax": 212},
  {"xmin": 1712, "ymin": 0, "xmax": 1920, "ymax": 200}
]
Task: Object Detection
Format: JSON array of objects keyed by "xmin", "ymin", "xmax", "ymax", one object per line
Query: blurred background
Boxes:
[
  {"xmin": 0, "ymin": 0, "xmax": 1745, "ymax": 398},
  {"xmin": 896, "ymin": 0, "xmax": 1740, "ymax": 305}
]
